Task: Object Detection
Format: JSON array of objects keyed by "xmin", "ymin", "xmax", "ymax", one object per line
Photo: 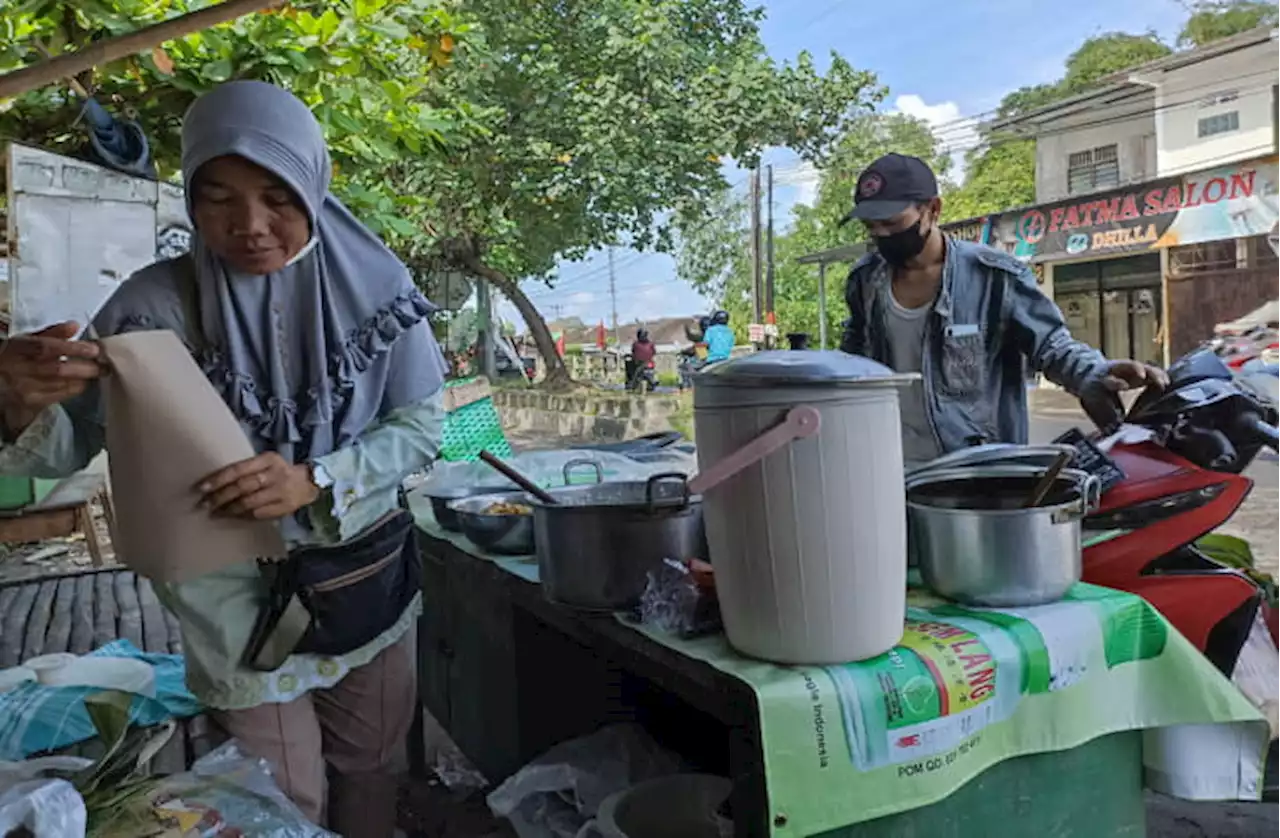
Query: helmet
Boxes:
[
  {"xmin": 712, "ymin": 310, "xmax": 730, "ymax": 326},
  {"xmin": 637, "ymin": 328, "xmax": 650, "ymax": 341},
  {"xmin": 698, "ymin": 316, "xmax": 711, "ymax": 331}
]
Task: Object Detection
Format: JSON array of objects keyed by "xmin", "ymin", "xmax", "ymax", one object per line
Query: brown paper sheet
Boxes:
[{"xmin": 101, "ymin": 330, "xmax": 286, "ymax": 583}]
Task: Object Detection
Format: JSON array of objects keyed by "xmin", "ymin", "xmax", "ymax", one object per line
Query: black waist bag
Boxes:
[{"xmin": 242, "ymin": 509, "xmax": 420, "ymax": 669}]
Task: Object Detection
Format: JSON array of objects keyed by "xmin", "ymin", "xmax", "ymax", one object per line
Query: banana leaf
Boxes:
[{"xmin": 1197, "ymin": 533, "xmax": 1278, "ymax": 607}]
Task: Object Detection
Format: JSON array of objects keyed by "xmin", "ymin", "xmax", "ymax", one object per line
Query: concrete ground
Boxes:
[{"xmin": 418, "ymin": 409, "xmax": 1280, "ymax": 836}]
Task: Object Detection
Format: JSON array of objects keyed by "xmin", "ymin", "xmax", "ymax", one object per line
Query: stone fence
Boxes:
[{"xmin": 492, "ymin": 387, "xmax": 692, "ymax": 442}]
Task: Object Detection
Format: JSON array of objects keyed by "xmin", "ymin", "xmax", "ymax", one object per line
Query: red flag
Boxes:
[{"xmin": 596, "ymin": 321, "xmax": 607, "ymax": 350}]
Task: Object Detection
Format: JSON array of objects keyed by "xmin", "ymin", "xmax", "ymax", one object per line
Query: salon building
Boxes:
[{"xmin": 945, "ymin": 25, "xmax": 1279, "ymax": 365}]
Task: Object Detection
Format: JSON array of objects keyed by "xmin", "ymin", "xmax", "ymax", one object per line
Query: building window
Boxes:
[
  {"xmin": 1197, "ymin": 111, "xmax": 1240, "ymax": 137},
  {"xmin": 1067, "ymin": 144, "xmax": 1120, "ymax": 194},
  {"xmin": 1169, "ymin": 240, "xmax": 1239, "ymax": 275}
]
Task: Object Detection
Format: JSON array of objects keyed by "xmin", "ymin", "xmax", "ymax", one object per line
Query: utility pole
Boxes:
[
  {"xmin": 765, "ymin": 164, "xmax": 776, "ymax": 349},
  {"xmin": 749, "ymin": 167, "xmax": 763, "ymax": 332},
  {"xmin": 608, "ymin": 248, "xmax": 620, "ymax": 347}
]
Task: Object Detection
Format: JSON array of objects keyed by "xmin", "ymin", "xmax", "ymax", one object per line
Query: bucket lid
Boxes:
[
  {"xmin": 907, "ymin": 443, "xmax": 1076, "ymax": 478},
  {"xmin": 695, "ymin": 350, "xmax": 919, "ymax": 389}
]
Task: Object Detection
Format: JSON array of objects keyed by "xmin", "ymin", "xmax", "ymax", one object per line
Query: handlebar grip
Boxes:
[{"xmin": 1243, "ymin": 414, "xmax": 1280, "ymax": 450}]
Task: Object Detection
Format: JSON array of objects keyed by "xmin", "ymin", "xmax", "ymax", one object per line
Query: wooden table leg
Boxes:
[
  {"xmin": 96, "ymin": 487, "xmax": 118, "ymax": 558},
  {"xmin": 78, "ymin": 502, "xmax": 104, "ymax": 567}
]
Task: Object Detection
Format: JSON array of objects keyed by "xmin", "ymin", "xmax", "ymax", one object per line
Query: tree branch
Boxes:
[{"xmin": 0, "ymin": 0, "xmax": 286, "ymax": 101}]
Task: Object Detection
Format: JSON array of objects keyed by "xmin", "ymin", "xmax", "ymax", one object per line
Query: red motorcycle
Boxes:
[{"xmin": 1072, "ymin": 348, "xmax": 1279, "ymax": 676}]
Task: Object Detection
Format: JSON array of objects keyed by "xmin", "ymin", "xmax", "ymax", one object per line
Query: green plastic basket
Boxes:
[{"xmin": 440, "ymin": 378, "xmax": 513, "ymax": 462}]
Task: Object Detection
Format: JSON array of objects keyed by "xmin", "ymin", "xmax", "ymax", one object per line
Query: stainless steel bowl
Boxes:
[
  {"xmin": 449, "ymin": 492, "xmax": 537, "ymax": 555},
  {"xmin": 426, "ymin": 484, "xmax": 515, "ymax": 532},
  {"xmin": 905, "ymin": 464, "xmax": 1100, "ymax": 607}
]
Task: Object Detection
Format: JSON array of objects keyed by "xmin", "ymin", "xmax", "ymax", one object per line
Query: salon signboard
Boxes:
[{"xmin": 946, "ymin": 156, "xmax": 1278, "ymax": 264}]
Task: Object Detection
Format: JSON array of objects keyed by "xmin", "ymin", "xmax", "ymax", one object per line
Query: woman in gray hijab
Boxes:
[{"xmin": 0, "ymin": 81, "xmax": 448, "ymax": 838}]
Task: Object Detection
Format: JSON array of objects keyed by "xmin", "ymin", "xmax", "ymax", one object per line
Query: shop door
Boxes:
[{"xmin": 1055, "ymin": 255, "xmax": 1162, "ymax": 364}]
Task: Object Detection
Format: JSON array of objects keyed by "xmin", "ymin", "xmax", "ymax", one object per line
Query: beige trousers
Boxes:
[{"xmin": 212, "ymin": 632, "xmax": 416, "ymax": 838}]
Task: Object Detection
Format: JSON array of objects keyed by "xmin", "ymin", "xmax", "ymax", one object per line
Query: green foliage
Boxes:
[
  {"xmin": 1179, "ymin": 0, "xmax": 1278, "ymax": 48},
  {"xmin": 0, "ymin": 0, "xmax": 476, "ymax": 251},
  {"xmin": 676, "ymin": 112, "xmax": 945, "ymax": 342},
  {"xmin": 416, "ymin": 0, "xmax": 881, "ymax": 382},
  {"xmin": 941, "ymin": 139, "xmax": 1036, "ymax": 221},
  {"xmin": 1058, "ymin": 32, "xmax": 1171, "ymax": 93}
]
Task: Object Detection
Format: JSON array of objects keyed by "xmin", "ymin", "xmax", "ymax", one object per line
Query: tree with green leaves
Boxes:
[
  {"xmin": 1178, "ymin": 0, "xmax": 1278, "ymax": 48},
  {"xmin": 677, "ymin": 112, "xmax": 948, "ymax": 342},
  {"xmin": 419, "ymin": 0, "xmax": 881, "ymax": 386},
  {"xmin": 0, "ymin": 0, "xmax": 474, "ymax": 245}
]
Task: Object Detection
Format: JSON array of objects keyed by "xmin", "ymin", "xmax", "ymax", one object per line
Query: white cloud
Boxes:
[{"xmin": 890, "ymin": 93, "xmax": 981, "ymax": 182}]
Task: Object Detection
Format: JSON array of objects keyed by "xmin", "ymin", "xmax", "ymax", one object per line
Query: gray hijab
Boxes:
[{"xmin": 161, "ymin": 80, "xmax": 446, "ymax": 464}]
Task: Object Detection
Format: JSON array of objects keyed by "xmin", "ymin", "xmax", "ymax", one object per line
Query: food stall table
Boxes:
[{"xmin": 413, "ymin": 503, "xmax": 1266, "ymax": 838}]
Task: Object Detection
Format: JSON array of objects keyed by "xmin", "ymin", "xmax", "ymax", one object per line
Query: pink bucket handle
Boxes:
[{"xmin": 688, "ymin": 405, "xmax": 822, "ymax": 496}]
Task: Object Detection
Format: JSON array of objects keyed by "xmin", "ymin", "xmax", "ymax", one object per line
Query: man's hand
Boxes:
[
  {"xmin": 0, "ymin": 322, "xmax": 105, "ymax": 437},
  {"xmin": 1099, "ymin": 360, "xmax": 1169, "ymax": 393},
  {"xmin": 197, "ymin": 452, "xmax": 320, "ymax": 520}
]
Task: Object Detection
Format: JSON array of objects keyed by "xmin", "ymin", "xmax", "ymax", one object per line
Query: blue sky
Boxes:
[{"xmin": 498, "ymin": 0, "xmax": 1190, "ymax": 330}]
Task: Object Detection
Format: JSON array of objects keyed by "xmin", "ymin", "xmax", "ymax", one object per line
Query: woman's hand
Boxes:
[
  {"xmin": 0, "ymin": 322, "xmax": 104, "ymax": 438},
  {"xmin": 197, "ymin": 452, "xmax": 320, "ymax": 520}
]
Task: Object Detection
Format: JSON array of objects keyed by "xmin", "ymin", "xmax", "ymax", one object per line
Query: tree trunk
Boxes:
[{"xmin": 462, "ymin": 257, "xmax": 573, "ymax": 390}]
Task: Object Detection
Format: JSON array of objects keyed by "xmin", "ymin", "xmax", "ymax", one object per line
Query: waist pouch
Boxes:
[{"xmin": 242, "ymin": 509, "xmax": 420, "ymax": 670}]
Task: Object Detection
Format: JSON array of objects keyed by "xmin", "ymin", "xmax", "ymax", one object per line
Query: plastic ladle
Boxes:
[
  {"xmin": 687, "ymin": 405, "xmax": 823, "ymax": 496},
  {"xmin": 479, "ymin": 450, "xmax": 560, "ymax": 505}
]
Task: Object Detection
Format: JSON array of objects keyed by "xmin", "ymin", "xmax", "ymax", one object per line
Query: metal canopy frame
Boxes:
[{"xmin": 793, "ymin": 242, "xmax": 869, "ymax": 349}]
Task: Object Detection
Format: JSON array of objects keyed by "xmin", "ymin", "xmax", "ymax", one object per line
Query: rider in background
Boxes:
[
  {"xmin": 631, "ymin": 328, "xmax": 656, "ymax": 365},
  {"xmin": 704, "ymin": 310, "xmax": 735, "ymax": 363}
]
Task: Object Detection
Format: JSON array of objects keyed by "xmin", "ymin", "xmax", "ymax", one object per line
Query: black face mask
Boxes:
[{"xmin": 873, "ymin": 219, "xmax": 931, "ymax": 268}]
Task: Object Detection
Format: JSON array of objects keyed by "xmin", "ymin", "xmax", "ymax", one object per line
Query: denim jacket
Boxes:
[{"xmin": 840, "ymin": 238, "xmax": 1107, "ymax": 453}]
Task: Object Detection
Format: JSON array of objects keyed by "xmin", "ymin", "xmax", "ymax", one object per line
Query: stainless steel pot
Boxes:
[
  {"xmin": 531, "ymin": 473, "xmax": 707, "ymax": 611},
  {"xmin": 905, "ymin": 464, "xmax": 1101, "ymax": 607}
]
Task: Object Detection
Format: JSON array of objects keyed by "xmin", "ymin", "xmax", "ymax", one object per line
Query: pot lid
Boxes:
[
  {"xmin": 907, "ymin": 443, "xmax": 1077, "ymax": 477},
  {"xmin": 695, "ymin": 350, "xmax": 919, "ymax": 388}
]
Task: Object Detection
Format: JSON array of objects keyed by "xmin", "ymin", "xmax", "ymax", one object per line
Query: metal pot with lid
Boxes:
[
  {"xmin": 905, "ymin": 444, "xmax": 1102, "ymax": 607},
  {"xmin": 692, "ymin": 350, "xmax": 919, "ymax": 664}
]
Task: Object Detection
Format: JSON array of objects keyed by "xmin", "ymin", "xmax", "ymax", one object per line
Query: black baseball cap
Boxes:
[{"xmin": 840, "ymin": 153, "xmax": 939, "ymax": 225}]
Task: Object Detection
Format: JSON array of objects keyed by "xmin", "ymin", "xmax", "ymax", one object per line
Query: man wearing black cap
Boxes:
[{"xmin": 840, "ymin": 153, "xmax": 1166, "ymax": 468}]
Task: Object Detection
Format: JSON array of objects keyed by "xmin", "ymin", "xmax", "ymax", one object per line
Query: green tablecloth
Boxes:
[
  {"xmin": 623, "ymin": 584, "xmax": 1267, "ymax": 837},
  {"xmin": 410, "ymin": 496, "xmax": 1266, "ymax": 837}
]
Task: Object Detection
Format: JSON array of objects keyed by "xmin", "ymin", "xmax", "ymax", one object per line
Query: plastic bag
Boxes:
[
  {"xmin": 487, "ymin": 724, "xmax": 685, "ymax": 838},
  {"xmin": 423, "ymin": 449, "xmax": 697, "ymax": 495},
  {"xmin": 135, "ymin": 741, "xmax": 335, "ymax": 838},
  {"xmin": 0, "ymin": 778, "xmax": 88, "ymax": 838}
]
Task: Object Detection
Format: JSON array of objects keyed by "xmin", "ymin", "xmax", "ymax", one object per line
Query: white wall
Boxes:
[
  {"xmin": 1034, "ymin": 92, "xmax": 1157, "ymax": 203},
  {"xmin": 1152, "ymin": 39, "xmax": 1278, "ymax": 176}
]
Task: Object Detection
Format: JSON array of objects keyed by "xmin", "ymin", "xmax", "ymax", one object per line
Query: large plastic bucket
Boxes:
[{"xmin": 593, "ymin": 774, "xmax": 732, "ymax": 838}]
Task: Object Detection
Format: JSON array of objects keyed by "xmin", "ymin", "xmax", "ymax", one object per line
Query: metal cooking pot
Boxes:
[
  {"xmin": 905, "ymin": 464, "xmax": 1101, "ymax": 607},
  {"xmin": 531, "ymin": 473, "xmax": 707, "ymax": 611}
]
